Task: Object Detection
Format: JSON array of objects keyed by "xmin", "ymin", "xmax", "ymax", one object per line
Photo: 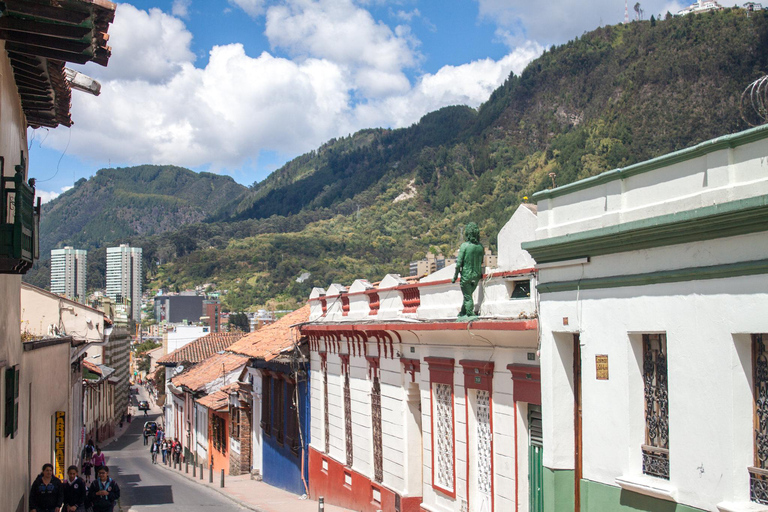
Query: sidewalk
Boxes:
[{"xmin": 154, "ymin": 460, "xmax": 353, "ymax": 512}]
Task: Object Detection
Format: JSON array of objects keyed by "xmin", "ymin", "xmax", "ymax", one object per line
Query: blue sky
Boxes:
[{"xmin": 31, "ymin": 0, "xmax": 711, "ymax": 201}]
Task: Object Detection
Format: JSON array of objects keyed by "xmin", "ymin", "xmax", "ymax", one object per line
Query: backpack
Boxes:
[{"xmin": 174, "ymin": 444, "xmax": 181, "ymax": 453}]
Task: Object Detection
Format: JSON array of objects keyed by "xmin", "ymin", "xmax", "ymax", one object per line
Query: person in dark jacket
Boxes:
[
  {"xmin": 62, "ymin": 465, "xmax": 86, "ymax": 512},
  {"xmin": 86, "ymin": 465, "xmax": 120, "ymax": 512},
  {"xmin": 29, "ymin": 463, "xmax": 64, "ymax": 512}
]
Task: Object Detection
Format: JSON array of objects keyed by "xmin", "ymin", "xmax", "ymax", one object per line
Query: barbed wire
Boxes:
[{"xmin": 740, "ymin": 74, "xmax": 768, "ymax": 127}]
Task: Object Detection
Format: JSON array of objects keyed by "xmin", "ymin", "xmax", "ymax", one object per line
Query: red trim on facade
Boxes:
[
  {"xmin": 341, "ymin": 294, "xmax": 350, "ymax": 316},
  {"xmin": 321, "ymin": 297, "xmax": 327, "ymax": 314},
  {"xmin": 339, "ymin": 354, "xmax": 350, "ymax": 375},
  {"xmin": 400, "ymin": 357, "xmax": 421, "ymax": 382},
  {"xmin": 319, "ymin": 351, "xmax": 327, "ymax": 371},
  {"xmin": 401, "ymin": 285, "xmax": 421, "ymax": 314},
  {"xmin": 366, "ymin": 290, "xmax": 380, "ymax": 315},
  {"xmin": 365, "ymin": 356, "xmax": 380, "ymax": 379},
  {"xmin": 426, "ymin": 357, "xmax": 456, "ymax": 499},
  {"xmin": 508, "ymin": 364, "xmax": 541, "ymax": 405},
  {"xmin": 461, "ymin": 360, "xmax": 495, "ymax": 512},
  {"xmin": 309, "ymin": 448, "xmax": 422, "ymax": 512},
  {"xmin": 514, "ymin": 401, "xmax": 519, "ymax": 512},
  {"xmin": 302, "ymin": 319, "xmax": 538, "ymax": 333}
]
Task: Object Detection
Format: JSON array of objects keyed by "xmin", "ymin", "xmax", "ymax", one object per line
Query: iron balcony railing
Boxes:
[{"xmin": 0, "ymin": 158, "xmax": 40, "ymax": 274}]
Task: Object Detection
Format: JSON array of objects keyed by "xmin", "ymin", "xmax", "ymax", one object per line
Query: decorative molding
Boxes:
[
  {"xmin": 400, "ymin": 357, "xmax": 421, "ymax": 383},
  {"xmin": 339, "ymin": 354, "xmax": 350, "ymax": 375},
  {"xmin": 538, "ymin": 257, "xmax": 768, "ymax": 294},
  {"xmin": 365, "ymin": 355, "xmax": 380, "ymax": 379},
  {"xmin": 460, "ymin": 360, "xmax": 494, "ymax": 392},
  {"xmin": 507, "ymin": 364, "xmax": 541, "ymax": 405},
  {"xmin": 524, "ymin": 194, "xmax": 768, "ymax": 264},
  {"xmin": 532, "ymin": 123, "xmax": 768, "ymax": 201}
]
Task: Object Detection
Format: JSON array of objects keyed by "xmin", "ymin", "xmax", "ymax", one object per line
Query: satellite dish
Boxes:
[{"xmin": 174, "ymin": 365, "xmax": 185, "ymax": 376}]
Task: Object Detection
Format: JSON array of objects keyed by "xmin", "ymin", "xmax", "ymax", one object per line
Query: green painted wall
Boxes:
[
  {"xmin": 543, "ymin": 468, "xmax": 574, "ymax": 512},
  {"xmin": 544, "ymin": 469, "xmax": 709, "ymax": 511},
  {"xmin": 581, "ymin": 479, "xmax": 706, "ymax": 512}
]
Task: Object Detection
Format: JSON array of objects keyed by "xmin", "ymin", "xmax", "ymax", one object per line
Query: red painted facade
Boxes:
[{"xmin": 309, "ymin": 448, "xmax": 422, "ymax": 512}]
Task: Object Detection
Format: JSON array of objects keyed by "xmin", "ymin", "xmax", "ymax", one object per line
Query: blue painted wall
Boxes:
[{"xmin": 262, "ymin": 375, "xmax": 310, "ymax": 495}]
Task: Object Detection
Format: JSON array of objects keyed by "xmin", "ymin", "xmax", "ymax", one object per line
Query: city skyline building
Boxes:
[
  {"xmin": 50, "ymin": 246, "xmax": 87, "ymax": 303},
  {"xmin": 106, "ymin": 244, "xmax": 142, "ymax": 320}
]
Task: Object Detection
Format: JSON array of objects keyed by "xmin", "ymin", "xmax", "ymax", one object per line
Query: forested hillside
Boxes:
[{"xmin": 26, "ymin": 9, "xmax": 768, "ymax": 311}]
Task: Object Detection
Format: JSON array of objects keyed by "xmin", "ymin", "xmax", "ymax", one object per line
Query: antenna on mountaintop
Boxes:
[{"xmin": 625, "ymin": 0, "xmax": 630, "ymax": 23}]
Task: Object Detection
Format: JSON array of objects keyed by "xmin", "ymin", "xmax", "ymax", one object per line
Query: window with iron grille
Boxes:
[
  {"xmin": 433, "ymin": 382, "xmax": 454, "ymax": 492},
  {"xmin": 344, "ymin": 371, "xmax": 353, "ymax": 467},
  {"xmin": 323, "ymin": 369, "xmax": 329, "ymax": 454},
  {"xmin": 261, "ymin": 375, "xmax": 271, "ymax": 436},
  {"xmin": 751, "ymin": 334, "xmax": 768, "ymax": 504},
  {"xmin": 642, "ymin": 334, "xmax": 669, "ymax": 479},
  {"xmin": 371, "ymin": 376, "xmax": 383, "ymax": 483},
  {"xmin": 274, "ymin": 378, "xmax": 285, "ymax": 445},
  {"xmin": 4, "ymin": 366, "xmax": 19, "ymax": 439},
  {"xmin": 230, "ymin": 407, "xmax": 240, "ymax": 439},
  {"xmin": 286, "ymin": 380, "xmax": 299, "ymax": 455}
]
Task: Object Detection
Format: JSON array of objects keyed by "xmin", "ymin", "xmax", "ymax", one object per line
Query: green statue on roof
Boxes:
[{"xmin": 452, "ymin": 222, "xmax": 484, "ymax": 319}]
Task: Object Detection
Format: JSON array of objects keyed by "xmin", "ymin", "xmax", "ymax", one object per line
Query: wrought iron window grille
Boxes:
[
  {"xmin": 372, "ymin": 376, "xmax": 383, "ymax": 483},
  {"xmin": 642, "ymin": 333, "xmax": 669, "ymax": 479},
  {"xmin": 752, "ymin": 334, "xmax": 768, "ymax": 504},
  {"xmin": 344, "ymin": 372, "xmax": 353, "ymax": 467}
]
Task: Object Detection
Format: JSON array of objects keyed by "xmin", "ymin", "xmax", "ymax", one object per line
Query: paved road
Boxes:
[{"xmin": 102, "ymin": 386, "xmax": 245, "ymax": 511}]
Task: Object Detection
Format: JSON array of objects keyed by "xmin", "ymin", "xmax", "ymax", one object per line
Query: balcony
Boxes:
[{"xmin": 0, "ymin": 163, "xmax": 40, "ymax": 274}]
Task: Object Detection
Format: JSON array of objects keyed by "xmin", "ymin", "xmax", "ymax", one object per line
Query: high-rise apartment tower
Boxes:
[
  {"xmin": 106, "ymin": 244, "xmax": 142, "ymax": 320},
  {"xmin": 50, "ymin": 246, "xmax": 87, "ymax": 303}
]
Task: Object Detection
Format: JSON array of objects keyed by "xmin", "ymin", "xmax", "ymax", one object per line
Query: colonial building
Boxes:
[
  {"xmin": 157, "ymin": 331, "xmax": 245, "ymax": 461},
  {"xmin": 300, "ymin": 204, "xmax": 542, "ymax": 512},
  {"xmin": 522, "ymin": 123, "xmax": 768, "ymax": 511},
  {"xmin": 82, "ymin": 361, "xmax": 117, "ymax": 443},
  {"xmin": 228, "ymin": 307, "xmax": 311, "ymax": 493},
  {"xmin": 168, "ymin": 351, "xmax": 250, "ymax": 472},
  {"xmin": 0, "ymin": 1, "xmax": 115, "ymax": 510}
]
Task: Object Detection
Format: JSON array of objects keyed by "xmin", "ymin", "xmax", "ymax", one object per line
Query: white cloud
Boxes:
[
  {"xmin": 172, "ymin": 0, "xmax": 191, "ymax": 18},
  {"xmin": 37, "ymin": 186, "xmax": 73, "ymax": 204},
  {"xmin": 265, "ymin": 0, "xmax": 419, "ymax": 72},
  {"xmin": 79, "ymin": 4, "xmax": 195, "ymax": 84},
  {"xmin": 228, "ymin": 0, "xmax": 265, "ymax": 17},
  {"xmin": 40, "ymin": 4, "xmax": 541, "ymax": 177}
]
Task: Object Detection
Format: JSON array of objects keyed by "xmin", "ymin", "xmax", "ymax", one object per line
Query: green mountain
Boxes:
[
  {"xmin": 26, "ymin": 9, "xmax": 768, "ymax": 310},
  {"xmin": 24, "ymin": 165, "xmax": 247, "ymax": 290}
]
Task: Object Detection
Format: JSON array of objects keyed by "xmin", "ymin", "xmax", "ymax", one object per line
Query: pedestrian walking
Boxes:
[
  {"xmin": 126, "ymin": 412, "xmax": 132, "ymax": 423},
  {"xmin": 92, "ymin": 447, "xmax": 106, "ymax": 471},
  {"xmin": 86, "ymin": 466, "xmax": 120, "ymax": 512},
  {"xmin": 150, "ymin": 440, "xmax": 159, "ymax": 464},
  {"xmin": 62, "ymin": 465, "xmax": 86, "ymax": 512},
  {"xmin": 161, "ymin": 439, "xmax": 169, "ymax": 464},
  {"xmin": 173, "ymin": 438, "xmax": 182, "ymax": 464},
  {"xmin": 29, "ymin": 463, "xmax": 63, "ymax": 512}
]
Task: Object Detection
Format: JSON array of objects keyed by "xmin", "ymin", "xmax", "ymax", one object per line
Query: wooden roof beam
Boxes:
[
  {"xmin": 0, "ymin": 30, "xmax": 93, "ymax": 53},
  {"xmin": 5, "ymin": 42, "xmax": 91, "ymax": 64},
  {"xmin": 2, "ymin": 0, "xmax": 92, "ymax": 26},
  {"xmin": 0, "ymin": 17, "xmax": 92, "ymax": 40}
]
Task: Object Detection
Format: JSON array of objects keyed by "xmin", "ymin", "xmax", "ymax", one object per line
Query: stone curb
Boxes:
[{"xmin": 150, "ymin": 458, "xmax": 268, "ymax": 512}]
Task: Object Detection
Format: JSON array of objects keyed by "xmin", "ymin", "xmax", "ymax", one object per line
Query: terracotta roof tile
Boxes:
[
  {"xmin": 157, "ymin": 332, "xmax": 245, "ymax": 365},
  {"xmin": 227, "ymin": 306, "xmax": 309, "ymax": 361},
  {"xmin": 83, "ymin": 360, "xmax": 101, "ymax": 375},
  {"xmin": 171, "ymin": 352, "xmax": 249, "ymax": 392},
  {"xmin": 196, "ymin": 390, "xmax": 229, "ymax": 411}
]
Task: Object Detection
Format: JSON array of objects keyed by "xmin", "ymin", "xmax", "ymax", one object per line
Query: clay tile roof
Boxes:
[
  {"xmin": 171, "ymin": 352, "xmax": 249, "ymax": 392},
  {"xmin": 157, "ymin": 332, "xmax": 245, "ymax": 366},
  {"xmin": 227, "ymin": 306, "xmax": 309, "ymax": 361},
  {"xmin": 196, "ymin": 390, "xmax": 229, "ymax": 412},
  {"xmin": 0, "ymin": 0, "xmax": 117, "ymax": 128}
]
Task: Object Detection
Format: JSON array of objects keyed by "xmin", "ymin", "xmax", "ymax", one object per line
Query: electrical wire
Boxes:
[{"xmin": 36, "ymin": 127, "xmax": 71, "ymax": 183}]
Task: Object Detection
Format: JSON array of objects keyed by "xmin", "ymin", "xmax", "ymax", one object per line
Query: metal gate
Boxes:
[{"xmin": 529, "ymin": 405, "xmax": 544, "ymax": 512}]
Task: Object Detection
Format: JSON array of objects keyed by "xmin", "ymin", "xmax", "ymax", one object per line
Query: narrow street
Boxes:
[{"xmin": 102, "ymin": 386, "xmax": 245, "ymax": 511}]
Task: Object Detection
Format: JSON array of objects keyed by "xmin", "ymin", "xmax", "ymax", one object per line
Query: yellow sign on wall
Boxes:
[
  {"xmin": 596, "ymin": 355, "xmax": 609, "ymax": 380},
  {"xmin": 54, "ymin": 411, "xmax": 66, "ymax": 480}
]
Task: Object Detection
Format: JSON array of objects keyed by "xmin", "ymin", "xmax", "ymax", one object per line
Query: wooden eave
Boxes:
[{"xmin": 0, "ymin": 0, "xmax": 115, "ymax": 128}]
